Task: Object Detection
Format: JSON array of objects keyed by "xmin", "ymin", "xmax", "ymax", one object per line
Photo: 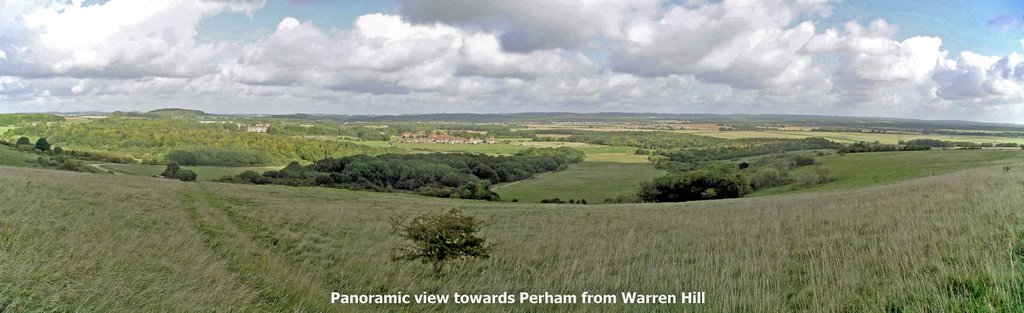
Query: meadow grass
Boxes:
[
  {"xmin": 0, "ymin": 146, "xmax": 37, "ymax": 167},
  {"xmin": 101, "ymin": 163, "xmax": 280, "ymax": 181},
  {"xmin": 752, "ymin": 149, "xmax": 1024, "ymax": 196},
  {"xmin": 494, "ymin": 153, "xmax": 663, "ymax": 203},
  {"xmin": 2, "ymin": 157, "xmax": 1024, "ymax": 311}
]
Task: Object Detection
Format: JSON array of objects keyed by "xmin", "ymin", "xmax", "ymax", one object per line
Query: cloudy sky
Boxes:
[{"xmin": 1, "ymin": 0, "xmax": 1024, "ymax": 123}]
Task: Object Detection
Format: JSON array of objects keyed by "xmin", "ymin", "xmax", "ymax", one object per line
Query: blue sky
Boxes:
[
  {"xmin": 195, "ymin": 0, "xmax": 1024, "ymax": 56},
  {"xmin": 3, "ymin": 0, "xmax": 1024, "ymax": 122},
  {"xmin": 821, "ymin": 0, "xmax": 1024, "ymax": 56}
]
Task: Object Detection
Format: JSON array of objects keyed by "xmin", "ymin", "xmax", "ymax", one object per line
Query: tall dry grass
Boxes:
[{"xmin": 2, "ymin": 163, "xmax": 1023, "ymax": 311}]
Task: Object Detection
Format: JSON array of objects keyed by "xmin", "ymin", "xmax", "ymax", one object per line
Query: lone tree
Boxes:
[
  {"xmin": 35, "ymin": 137, "xmax": 51, "ymax": 151},
  {"xmin": 16, "ymin": 137, "xmax": 30, "ymax": 145},
  {"xmin": 389, "ymin": 209, "xmax": 491, "ymax": 274}
]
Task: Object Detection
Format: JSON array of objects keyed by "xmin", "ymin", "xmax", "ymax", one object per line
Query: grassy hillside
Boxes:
[
  {"xmin": 2, "ymin": 163, "xmax": 1023, "ymax": 311},
  {"xmin": 494, "ymin": 153, "xmax": 663, "ymax": 203},
  {"xmin": 682, "ymin": 129, "xmax": 1024, "ymax": 145},
  {"xmin": 100, "ymin": 163, "xmax": 279, "ymax": 181},
  {"xmin": 753, "ymin": 150, "xmax": 1023, "ymax": 196}
]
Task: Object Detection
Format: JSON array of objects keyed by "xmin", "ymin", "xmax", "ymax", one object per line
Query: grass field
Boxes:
[
  {"xmin": 752, "ymin": 149, "xmax": 1024, "ymax": 196},
  {"xmin": 494, "ymin": 153, "xmax": 663, "ymax": 203},
  {"xmin": 0, "ymin": 146, "xmax": 36, "ymax": 167},
  {"xmin": 101, "ymin": 163, "xmax": 279, "ymax": 181},
  {"xmin": 0, "ymin": 127, "xmax": 13, "ymax": 136},
  {"xmin": 1, "ymin": 162, "xmax": 1023, "ymax": 311},
  {"xmin": 389, "ymin": 141, "xmax": 635, "ymax": 155},
  {"xmin": 677, "ymin": 129, "xmax": 1024, "ymax": 145}
]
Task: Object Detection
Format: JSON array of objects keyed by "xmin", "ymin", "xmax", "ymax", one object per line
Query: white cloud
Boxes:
[
  {"xmin": 610, "ymin": 0, "xmax": 829, "ymax": 89},
  {"xmin": 4, "ymin": 0, "xmax": 264, "ymax": 78},
  {"xmin": 1, "ymin": 0, "xmax": 1024, "ymax": 122},
  {"xmin": 933, "ymin": 52, "xmax": 1024, "ymax": 101},
  {"xmin": 396, "ymin": 0, "xmax": 661, "ymax": 52}
]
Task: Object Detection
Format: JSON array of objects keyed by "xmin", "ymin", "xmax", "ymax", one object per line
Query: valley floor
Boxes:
[{"xmin": 1, "ymin": 163, "xmax": 1024, "ymax": 311}]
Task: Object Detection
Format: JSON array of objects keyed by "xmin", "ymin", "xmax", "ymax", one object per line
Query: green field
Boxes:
[
  {"xmin": 0, "ymin": 146, "xmax": 36, "ymax": 167},
  {"xmin": 494, "ymin": 153, "xmax": 664, "ymax": 203},
  {"xmin": 101, "ymin": 163, "xmax": 279, "ymax": 181},
  {"xmin": 2, "ymin": 162, "xmax": 1023, "ymax": 311},
  {"xmin": 0, "ymin": 126, "xmax": 13, "ymax": 136},
  {"xmin": 680, "ymin": 129, "xmax": 1024, "ymax": 145},
  {"xmin": 752, "ymin": 149, "xmax": 1024, "ymax": 196},
  {"xmin": 391, "ymin": 141, "xmax": 635, "ymax": 155}
]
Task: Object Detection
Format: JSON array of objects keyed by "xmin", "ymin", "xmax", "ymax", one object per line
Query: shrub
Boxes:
[
  {"xmin": 798, "ymin": 167, "xmax": 832, "ymax": 187},
  {"xmin": 389, "ymin": 209, "xmax": 491, "ymax": 274},
  {"xmin": 161, "ymin": 162, "xmax": 181, "ymax": 179},
  {"xmin": 638, "ymin": 163, "xmax": 751, "ymax": 202},
  {"xmin": 16, "ymin": 137, "xmax": 30, "ymax": 145},
  {"xmin": 751, "ymin": 167, "xmax": 787, "ymax": 190},
  {"xmin": 34, "ymin": 137, "xmax": 51, "ymax": 151},
  {"xmin": 176, "ymin": 169, "xmax": 197, "ymax": 182}
]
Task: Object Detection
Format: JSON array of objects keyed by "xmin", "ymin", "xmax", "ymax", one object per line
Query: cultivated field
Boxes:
[
  {"xmin": 494, "ymin": 153, "xmax": 663, "ymax": 203},
  {"xmin": 2, "ymin": 162, "xmax": 1023, "ymax": 311},
  {"xmin": 390, "ymin": 141, "xmax": 635, "ymax": 155}
]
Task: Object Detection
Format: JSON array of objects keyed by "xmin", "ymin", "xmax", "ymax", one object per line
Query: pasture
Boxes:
[
  {"xmin": 752, "ymin": 149, "xmax": 1024, "ymax": 196},
  {"xmin": 1, "ymin": 163, "xmax": 1022, "ymax": 311},
  {"xmin": 494, "ymin": 153, "xmax": 663, "ymax": 203}
]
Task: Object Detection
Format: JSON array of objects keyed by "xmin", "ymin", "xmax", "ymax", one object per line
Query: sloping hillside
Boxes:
[{"xmin": 1, "ymin": 164, "xmax": 1022, "ymax": 311}]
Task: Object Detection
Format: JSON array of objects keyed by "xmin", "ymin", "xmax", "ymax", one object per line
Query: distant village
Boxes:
[{"xmin": 398, "ymin": 132, "xmax": 496, "ymax": 144}]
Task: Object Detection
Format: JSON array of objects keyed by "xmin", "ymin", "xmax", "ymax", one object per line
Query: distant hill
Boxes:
[{"xmin": 143, "ymin": 108, "xmax": 211, "ymax": 119}]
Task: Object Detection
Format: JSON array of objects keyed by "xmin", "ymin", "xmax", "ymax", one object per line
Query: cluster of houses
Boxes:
[
  {"xmin": 398, "ymin": 132, "xmax": 494, "ymax": 144},
  {"xmin": 199, "ymin": 120, "xmax": 271, "ymax": 133}
]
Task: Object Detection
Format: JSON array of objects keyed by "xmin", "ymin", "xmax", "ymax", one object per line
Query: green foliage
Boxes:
[
  {"xmin": 162, "ymin": 162, "xmax": 181, "ymax": 178},
  {"xmin": 222, "ymin": 148, "xmax": 583, "ymax": 200},
  {"xmin": 52, "ymin": 147, "xmax": 63, "ymax": 155},
  {"xmin": 8, "ymin": 118, "xmax": 398, "ymax": 165},
  {"xmin": 543, "ymin": 129, "xmax": 728, "ymax": 150},
  {"xmin": 638, "ymin": 163, "xmax": 751, "ymax": 202},
  {"xmin": 34, "ymin": 137, "xmax": 50, "ymax": 151},
  {"xmin": 176, "ymin": 169, "xmax": 197, "ymax": 182},
  {"xmin": 166, "ymin": 147, "xmax": 271, "ymax": 166},
  {"xmin": 16, "ymin": 137, "xmax": 30, "ymax": 145},
  {"xmin": 839, "ymin": 141, "xmax": 930, "ymax": 153},
  {"xmin": 0, "ymin": 113, "xmax": 65, "ymax": 125},
  {"xmin": 389, "ymin": 209, "xmax": 491, "ymax": 274}
]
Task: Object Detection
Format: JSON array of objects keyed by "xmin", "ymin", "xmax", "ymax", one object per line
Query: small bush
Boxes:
[
  {"xmin": 389, "ymin": 209, "xmax": 491, "ymax": 274},
  {"xmin": 176, "ymin": 169, "xmax": 197, "ymax": 182}
]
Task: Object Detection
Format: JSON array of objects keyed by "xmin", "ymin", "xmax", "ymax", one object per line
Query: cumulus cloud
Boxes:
[
  {"xmin": 610, "ymin": 0, "xmax": 830, "ymax": 89},
  {"xmin": 2, "ymin": 0, "xmax": 1024, "ymax": 122},
  {"xmin": 396, "ymin": 0, "xmax": 661, "ymax": 52},
  {"xmin": 227, "ymin": 14, "xmax": 597, "ymax": 94},
  {"xmin": 1, "ymin": 0, "xmax": 264, "ymax": 78},
  {"xmin": 933, "ymin": 52, "xmax": 1024, "ymax": 101}
]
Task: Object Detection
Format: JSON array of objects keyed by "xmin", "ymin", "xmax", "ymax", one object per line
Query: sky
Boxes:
[{"xmin": 1, "ymin": 0, "xmax": 1024, "ymax": 123}]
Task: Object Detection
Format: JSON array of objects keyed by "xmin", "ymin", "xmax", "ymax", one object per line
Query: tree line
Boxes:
[
  {"xmin": 218, "ymin": 147, "xmax": 585, "ymax": 200},
  {"xmin": 8, "ymin": 118, "xmax": 400, "ymax": 165}
]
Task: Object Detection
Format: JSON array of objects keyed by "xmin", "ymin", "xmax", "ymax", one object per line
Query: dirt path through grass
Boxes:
[{"xmin": 181, "ymin": 184, "xmax": 332, "ymax": 311}]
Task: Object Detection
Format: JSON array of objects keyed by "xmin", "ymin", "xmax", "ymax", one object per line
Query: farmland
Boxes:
[{"xmin": 494, "ymin": 153, "xmax": 663, "ymax": 203}]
